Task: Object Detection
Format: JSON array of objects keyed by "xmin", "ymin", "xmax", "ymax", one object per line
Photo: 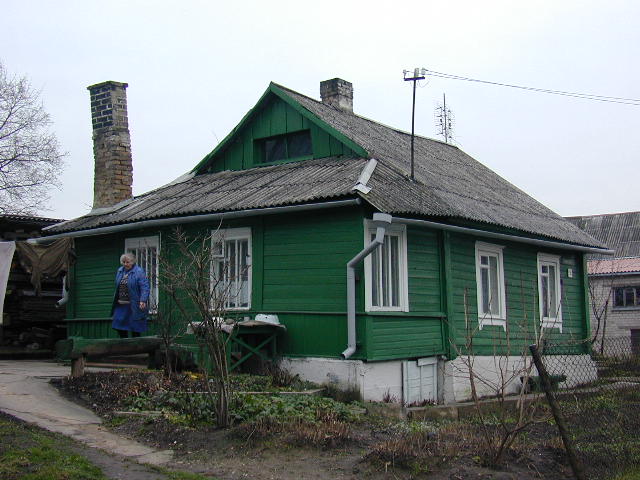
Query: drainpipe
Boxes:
[{"xmin": 342, "ymin": 212, "xmax": 392, "ymax": 359}]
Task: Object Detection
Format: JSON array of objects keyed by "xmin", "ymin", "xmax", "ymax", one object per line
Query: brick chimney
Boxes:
[
  {"xmin": 320, "ymin": 78, "xmax": 353, "ymax": 113},
  {"xmin": 87, "ymin": 81, "xmax": 133, "ymax": 209}
]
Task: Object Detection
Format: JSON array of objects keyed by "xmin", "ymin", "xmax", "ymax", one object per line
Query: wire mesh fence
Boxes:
[{"xmin": 535, "ymin": 336, "xmax": 640, "ymax": 479}]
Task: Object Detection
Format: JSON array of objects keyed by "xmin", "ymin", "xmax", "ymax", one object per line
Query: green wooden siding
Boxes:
[
  {"xmin": 406, "ymin": 227, "xmax": 443, "ymax": 314},
  {"xmin": 366, "ymin": 315, "xmax": 444, "ymax": 360},
  {"xmin": 204, "ymin": 96, "xmax": 358, "ymax": 173},
  {"xmin": 259, "ymin": 209, "xmax": 362, "ymax": 357},
  {"xmin": 363, "ymin": 226, "xmax": 445, "ymax": 361},
  {"xmin": 65, "ymin": 210, "xmax": 589, "ymax": 361},
  {"xmin": 73, "ymin": 236, "xmax": 121, "ymax": 320},
  {"xmin": 448, "ymin": 233, "xmax": 588, "ymax": 355},
  {"xmin": 68, "ymin": 229, "xmax": 162, "ymax": 339}
]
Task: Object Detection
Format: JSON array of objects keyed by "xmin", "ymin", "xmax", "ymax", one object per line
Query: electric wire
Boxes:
[{"xmin": 423, "ymin": 69, "xmax": 640, "ymax": 106}]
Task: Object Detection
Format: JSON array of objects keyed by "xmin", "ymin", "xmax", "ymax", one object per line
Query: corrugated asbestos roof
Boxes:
[
  {"xmin": 46, "ymin": 157, "xmax": 368, "ymax": 233},
  {"xmin": 1, "ymin": 214, "xmax": 64, "ymax": 224},
  {"xmin": 46, "ymin": 82, "xmax": 604, "ymax": 249},
  {"xmin": 277, "ymin": 85, "xmax": 602, "ymax": 248},
  {"xmin": 588, "ymin": 257, "xmax": 640, "ymax": 275},
  {"xmin": 567, "ymin": 211, "xmax": 640, "ymax": 258}
]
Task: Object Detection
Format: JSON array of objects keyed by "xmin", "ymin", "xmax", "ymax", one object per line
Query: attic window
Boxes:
[{"xmin": 256, "ymin": 130, "xmax": 312, "ymax": 164}]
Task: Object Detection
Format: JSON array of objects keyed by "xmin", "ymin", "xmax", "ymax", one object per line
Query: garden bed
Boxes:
[{"xmin": 52, "ymin": 368, "xmax": 635, "ymax": 479}]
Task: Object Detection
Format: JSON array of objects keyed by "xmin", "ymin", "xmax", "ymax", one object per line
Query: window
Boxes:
[
  {"xmin": 364, "ymin": 222, "xmax": 408, "ymax": 312},
  {"xmin": 613, "ymin": 286, "xmax": 640, "ymax": 309},
  {"xmin": 125, "ymin": 236, "xmax": 159, "ymax": 313},
  {"xmin": 256, "ymin": 130, "xmax": 312, "ymax": 164},
  {"xmin": 538, "ymin": 254, "xmax": 562, "ymax": 331},
  {"xmin": 475, "ymin": 242, "xmax": 506, "ymax": 329},
  {"xmin": 211, "ymin": 227, "xmax": 252, "ymax": 310}
]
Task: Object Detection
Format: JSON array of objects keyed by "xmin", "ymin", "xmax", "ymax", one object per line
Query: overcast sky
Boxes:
[{"xmin": 2, "ymin": 0, "xmax": 638, "ymax": 221}]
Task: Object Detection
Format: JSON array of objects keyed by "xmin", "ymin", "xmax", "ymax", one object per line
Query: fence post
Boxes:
[{"xmin": 529, "ymin": 344, "xmax": 586, "ymax": 480}]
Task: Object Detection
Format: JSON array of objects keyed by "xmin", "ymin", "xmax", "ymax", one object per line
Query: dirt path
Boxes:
[{"xmin": 69, "ymin": 443, "xmax": 170, "ymax": 480}]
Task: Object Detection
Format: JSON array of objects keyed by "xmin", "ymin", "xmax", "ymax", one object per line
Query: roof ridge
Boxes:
[
  {"xmin": 567, "ymin": 211, "xmax": 640, "ymax": 219},
  {"xmin": 273, "ymin": 82, "xmax": 458, "ymax": 149}
]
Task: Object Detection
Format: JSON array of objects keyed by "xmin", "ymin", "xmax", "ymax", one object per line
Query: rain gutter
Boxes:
[
  {"xmin": 342, "ymin": 212, "xmax": 392, "ymax": 359},
  {"xmin": 391, "ymin": 217, "xmax": 614, "ymax": 256},
  {"xmin": 29, "ymin": 199, "xmax": 362, "ymax": 244}
]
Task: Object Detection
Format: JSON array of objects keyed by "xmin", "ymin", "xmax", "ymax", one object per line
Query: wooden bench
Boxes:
[{"xmin": 61, "ymin": 336, "xmax": 163, "ymax": 377}]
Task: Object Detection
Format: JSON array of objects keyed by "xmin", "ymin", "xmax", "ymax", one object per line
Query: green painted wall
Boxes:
[
  {"xmin": 447, "ymin": 232, "xmax": 588, "ymax": 356},
  {"xmin": 66, "ymin": 211, "xmax": 588, "ymax": 361},
  {"xmin": 259, "ymin": 209, "xmax": 361, "ymax": 357},
  {"xmin": 68, "ymin": 229, "xmax": 162, "ymax": 339},
  {"xmin": 202, "ymin": 95, "xmax": 358, "ymax": 173},
  {"xmin": 362, "ymin": 226, "xmax": 446, "ymax": 361}
]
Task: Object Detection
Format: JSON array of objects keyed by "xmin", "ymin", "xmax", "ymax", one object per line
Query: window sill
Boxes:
[
  {"xmin": 541, "ymin": 320, "xmax": 563, "ymax": 333},
  {"xmin": 366, "ymin": 306, "xmax": 409, "ymax": 313},
  {"xmin": 254, "ymin": 155, "xmax": 314, "ymax": 167},
  {"xmin": 478, "ymin": 317, "xmax": 506, "ymax": 331},
  {"xmin": 612, "ymin": 307, "xmax": 640, "ymax": 311}
]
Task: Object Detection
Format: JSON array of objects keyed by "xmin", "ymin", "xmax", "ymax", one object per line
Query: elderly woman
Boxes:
[{"xmin": 111, "ymin": 252, "xmax": 150, "ymax": 338}]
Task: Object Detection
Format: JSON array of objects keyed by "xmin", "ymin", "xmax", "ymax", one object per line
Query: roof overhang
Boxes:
[{"xmin": 29, "ymin": 199, "xmax": 363, "ymax": 244}]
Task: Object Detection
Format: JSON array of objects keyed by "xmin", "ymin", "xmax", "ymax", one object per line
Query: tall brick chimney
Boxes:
[
  {"xmin": 320, "ymin": 78, "xmax": 353, "ymax": 113},
  {"xmin": 87, "ymin": 81, "xmax": 133, "ymax": 209}
]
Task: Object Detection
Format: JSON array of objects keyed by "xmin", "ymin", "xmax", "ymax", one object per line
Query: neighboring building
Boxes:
[
  {"xmin": 40, "ymin": 79, "xmax": 608, "ymax": 403},
  {"xmin": 567, "ymin": 212, "xmax": 640, "ymax": 353},
  {"xmin": 1, "ymin": 215, "xmax": 67, "ymax": 353}
]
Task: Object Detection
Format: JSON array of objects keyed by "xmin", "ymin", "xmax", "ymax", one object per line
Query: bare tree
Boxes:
[
  {"xmin": 0, "ymin": 61, "xmax": 65, "ymax": 214},
  {"xmin": 587, "ymin": 258, "xmax": 616, "ymax": 354},
  {"xmin": 158, "ymin": 227, "xmax": 243, "ymax": 428},
  {"xmin": 153, "ymin": 298, "xmax": 188, "ymax": 379},
  {"xmin": 451, "ymin": 286, "xmax": 547, "ymax": 466}
]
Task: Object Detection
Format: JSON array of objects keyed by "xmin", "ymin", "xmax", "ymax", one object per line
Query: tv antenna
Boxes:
[{"xmin": 435, "ymin": 93, "xmax": 454, "ymax": 144}]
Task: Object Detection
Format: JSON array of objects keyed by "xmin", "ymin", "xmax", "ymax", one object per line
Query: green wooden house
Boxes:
[{"xmin": 42, "ymin": 78, "xmax": 610, "ymax": 403}]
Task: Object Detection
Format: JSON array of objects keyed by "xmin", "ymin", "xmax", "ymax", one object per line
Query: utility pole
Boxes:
[{"xmin": 404, "ymin": 68, "xmax": 425, "ymax": 181}]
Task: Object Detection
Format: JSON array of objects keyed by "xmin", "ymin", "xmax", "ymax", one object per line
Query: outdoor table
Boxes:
[{"xmin": 224, "ymin": 320, "xmax": 286, "ymax": 372}]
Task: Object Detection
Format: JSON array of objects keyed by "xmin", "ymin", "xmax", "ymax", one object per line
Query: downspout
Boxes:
[{"xmin": 342, "ymin": 212, "xmax": 392, "ymax": 359}]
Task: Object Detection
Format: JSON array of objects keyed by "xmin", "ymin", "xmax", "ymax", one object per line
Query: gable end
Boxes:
[{"xmin": 193, "ymin": 84, "xmax": 368, "ymax": 174}]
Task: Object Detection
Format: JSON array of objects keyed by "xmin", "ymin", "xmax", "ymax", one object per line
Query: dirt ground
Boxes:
[{"xmin": 53, "ymin": 370, "xmax": 575, "ymax": 480}]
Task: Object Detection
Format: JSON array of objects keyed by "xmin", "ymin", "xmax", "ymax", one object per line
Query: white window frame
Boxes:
[
  {"xmin": 475, "ymin": 241, "xmax": 507, "ymax": 330},
  {"xmin": 364, "ymin": 221, "xmax": 409, "ymax": 312},
  {"xmin": 211, "ymin": 227, "xmax": 252, "ymax": 311},
  {"xmin": 537, "ymin": 253, "xmax": 563, "ymax": 332},
  {"xmin": 125, "ymin": 235, "xmax": 160, "ymax": 314}
]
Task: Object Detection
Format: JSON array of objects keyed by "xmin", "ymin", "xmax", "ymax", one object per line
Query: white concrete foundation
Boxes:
[
  {"xmin": 442, "ymin": 353, "xmax": 598, "ymax": 403},
  {"xmin": 279, "ymin": 357, "xmax": 404, "ymax": 402},
  {"xmin": 280, "ymin": 353, "xmax": 598, "ymax": 404}
]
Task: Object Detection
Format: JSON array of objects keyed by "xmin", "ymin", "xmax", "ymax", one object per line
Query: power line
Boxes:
[{"xmin": 421, "ymin": 68, "xmax": 640, "ymax": 106}]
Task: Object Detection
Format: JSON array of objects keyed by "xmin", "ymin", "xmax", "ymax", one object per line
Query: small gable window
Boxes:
[{"xmin": 257, "ymin": 130, "xmax": 312, "ymax": 164}]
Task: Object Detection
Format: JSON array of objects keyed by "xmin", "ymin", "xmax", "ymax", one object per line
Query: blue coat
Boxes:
[{"xmin": 110, "ymin": 264, "xmax": 150, "ymax": 332}]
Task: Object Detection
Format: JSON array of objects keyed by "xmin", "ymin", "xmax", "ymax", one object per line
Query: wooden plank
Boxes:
[{"xmin": 70, "ymin": 337, "xmax": 162, "ymax": 358}]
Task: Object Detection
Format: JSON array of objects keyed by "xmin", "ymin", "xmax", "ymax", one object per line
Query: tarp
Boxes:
[
  {"xmin": 14, "ymin": 238, "xmax": 75, "ymax": 295},
  {"xmin": 0, "ymin": 241, "xmax": 16, "ymax": 324}
]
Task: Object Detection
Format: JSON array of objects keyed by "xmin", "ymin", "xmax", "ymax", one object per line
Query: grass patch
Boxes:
[
  {"xmin": 162, "ymin": 468, "xmax": 219, "ymax": 479},
  {"xmin": 612, "ymin": 467, "xmax": 640, "ymax": 480},
  {"xmin": 0, "ymin": 414, "xmax": 106, "ymax": 480}
]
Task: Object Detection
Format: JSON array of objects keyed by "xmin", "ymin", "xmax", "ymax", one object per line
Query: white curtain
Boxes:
[{"xmin": 0, "ymin": 242, "xmax": 16, "ymax": 324}]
